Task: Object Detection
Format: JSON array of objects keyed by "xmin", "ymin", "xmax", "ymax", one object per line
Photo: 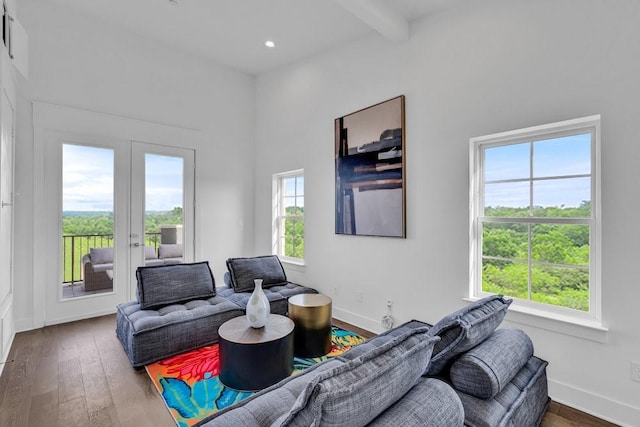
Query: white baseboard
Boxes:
[
  {"xmin": 15, "ymin": 316, "xmax": 34, "ymax": 333},
  {"xmin": 0, "ymin": 331, "xmax": 14, "ymax": 379},
  {"xmin": 333, "ymin": 306, "xmax": 383, "ymax": 335},
  {"xmin": 549, "ymin": 378, "xmax": 640, "ymax": 426},
  {"xmin": 14, "ymin": 308, "xmax": 117, "ymax": 333},
  {"xmin": 0, "ymin": 298, "xmax": 15, "ymax": 380},
  {"xmin": 43, "ymin": 308, "xmax": 117, "ymax": 327}
]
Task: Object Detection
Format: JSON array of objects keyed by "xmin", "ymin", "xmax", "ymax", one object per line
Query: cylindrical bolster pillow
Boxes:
[{"xmin": 449, "ymin": 328, "xmax": 533, "ymax": 399}]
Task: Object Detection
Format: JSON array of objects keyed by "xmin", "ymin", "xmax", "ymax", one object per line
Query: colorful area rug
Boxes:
[{"xmin": 146, "ymin": 326, "xmax": 366, "ymax": 427}]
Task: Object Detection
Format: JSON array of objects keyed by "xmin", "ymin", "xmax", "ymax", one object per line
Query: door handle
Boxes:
[
  {"xmin": 131, "ymin": 242, "xmax": 141, "ymax": 247},
  {"xmin": 1, "ymin": 201, "xmax": 11, "ymax": 207}
]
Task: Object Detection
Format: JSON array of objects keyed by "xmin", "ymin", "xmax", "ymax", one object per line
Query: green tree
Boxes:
[
  {"xmin": 481, "ymin": 203, "xmax": 591, "ymax": 311},
  {"xmin": 284, "ymin": 206, "xmax": 304, "ymax": 258}
]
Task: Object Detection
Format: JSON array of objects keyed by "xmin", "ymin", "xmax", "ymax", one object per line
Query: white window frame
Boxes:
[
  {"xmin": 469, "ymin": 115, "xmax": 603, "ymax": 331},
  {"xmin": 272, "ymin": 169, "xmax": 304, "ymax": 265}
]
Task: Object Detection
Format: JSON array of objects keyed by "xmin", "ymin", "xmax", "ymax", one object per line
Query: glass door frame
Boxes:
[
  {"xmin": 33, "ymin": 101, "xmax": 202, "ymax": 328},
  {"xmin": 129, "ymin": 141, "xmax": 195, "ymax": 301}
]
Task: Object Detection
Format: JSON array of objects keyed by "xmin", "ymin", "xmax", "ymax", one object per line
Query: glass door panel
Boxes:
[
  {"xmin": 62, "ymin": 144, "xmax": 115, "ymax": 299},
  {"xmin": 130, "ymin": 142, "xmax": 194, "ymax": 298},
  {"xmin": 143, "ymin": 154, "xmax": 184, "ymax": 266}
]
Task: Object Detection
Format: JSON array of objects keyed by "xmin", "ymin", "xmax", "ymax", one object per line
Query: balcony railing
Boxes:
[{"xmin": 63, "ymin": 232, "xmax": 161, "ymax": 284}]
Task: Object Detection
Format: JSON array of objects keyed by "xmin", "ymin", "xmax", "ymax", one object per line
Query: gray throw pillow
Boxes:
[
  {"xmin": 279, "ymin": 326, "xmax": 438, "ymax": 427},
  {"xmin": 136, "ymin": 261, "xmax": 215, "ymax": 310},
  {"xmin": 449, "ymin": 328, "xmax": 534, "ymax": 399},
  {"xmin": 426, "ymin": 295, "xmax": 512, "ymax": 375},
  {"xmin": 226, "ymin": 255, "xmax": 287, "ymax": 292},
  {"xmin": 90, "ymin": 247, "xmax": 113, "ymax": 265}
]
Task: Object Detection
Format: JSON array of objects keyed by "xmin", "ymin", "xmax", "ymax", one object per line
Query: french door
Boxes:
[
  {"xmin": 43, "ymin": 134, "xmax": 194, "ymax": 324},
  {"xmin": 129, "ymin": 142, "xmax": 195, "ymax": 299}
]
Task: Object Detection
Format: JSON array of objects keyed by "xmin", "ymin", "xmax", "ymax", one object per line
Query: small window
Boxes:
[
  {"xmin": 273, "ymin": 170, "xmax": 304, "ymax": 263},
  {"xmin": 470, "ymin": 116, "xmax": 601, "ymax": 324}
]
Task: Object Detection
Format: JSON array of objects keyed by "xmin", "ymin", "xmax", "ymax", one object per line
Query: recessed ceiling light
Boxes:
[{"xmin": 265, "ymin": 40, "xmax": 275, "ymax": 48}]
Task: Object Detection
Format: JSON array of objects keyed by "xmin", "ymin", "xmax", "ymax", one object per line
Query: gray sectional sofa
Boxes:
[
  {"xmin": 195, "ymin": 295, "xmax": 549, "ymax": 427},
  {"xmin": 116, "ymin": 255, "xmax": 317, "ymax": 367},
  {"xmin": 115, "ymin": 257, "xmax": 549, "ymax": 426}
]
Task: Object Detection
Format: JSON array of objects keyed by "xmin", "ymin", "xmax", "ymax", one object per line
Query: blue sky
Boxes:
[
  {"xmin": 63, "ymin": 145, "xmax": 183, "ymax": 212},
  {"xmin": 484, "ymin": 133, "xmax": 591, "ymax": 208},
  {"xmin": 284, "ymin": 175, "xmax": 304, "ymax": 208}
]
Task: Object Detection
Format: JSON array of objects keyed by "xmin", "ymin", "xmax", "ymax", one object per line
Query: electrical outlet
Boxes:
[
  {"xmin": 631, "ymin": 361, "xmax": 640, "ymax": 383},
  {"xmin": 357, "ymin": 291, "xmax": 364, "ymax": 303},
  {"xmin": 386, "ymin": 299, "xmax": 393, "ymax": 309}
]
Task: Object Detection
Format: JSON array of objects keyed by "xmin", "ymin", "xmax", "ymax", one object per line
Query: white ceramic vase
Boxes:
[{"xmin": 246, "ymin": 279, "xmax": 270, "ymax": 328}]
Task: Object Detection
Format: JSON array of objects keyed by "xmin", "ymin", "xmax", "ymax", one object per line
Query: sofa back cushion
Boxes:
[
  {"xmin": 226, "ymin": 255, "xmax": 287, "ymax": 293},
  {"xmin": 279, "ymin": 326, "xmax": 437, "ymax": 427},
  {"xmin": 90, "ymin": 247, "xmax": 113, "ymax": 265},
  {"xmin": 449, "ymin": 328, "xmax": 534, "ymax": 399},
  {"xmin": 426, "ymin": 295, "xmax": 512, "ymax": 375},
  {"xmin": 136, "ymin": 261, "xmax": 215, "ymax": 310}
]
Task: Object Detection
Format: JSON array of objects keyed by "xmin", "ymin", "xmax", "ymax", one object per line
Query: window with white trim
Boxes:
[
  {"xmin": 470, "ymin": 116, "xmax": 601, "ymax": 323},
  {"xmin": 273, "ymin": 170, "xmax": 304, "ymax": 263}
]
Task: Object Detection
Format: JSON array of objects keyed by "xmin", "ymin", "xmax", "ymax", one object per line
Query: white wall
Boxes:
[
  {"xmin": 254, "ymin": 0, "xmax": 640, "ymax": 424},
  {"xmin": 14, "ymin": 0, "xmax": 256, "ymax": 329}
]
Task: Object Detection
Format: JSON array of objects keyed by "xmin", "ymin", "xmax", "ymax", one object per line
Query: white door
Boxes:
[
  {"xmin": 44, "ymin": 132, "xmax": 129, "ymax": 322},
  {"xmin": 129, "ymin": 142, "xmax": 195, "ymax": 300},
  {"xmin": 0, "ymin": 89, "xmax": 14, "ymax": 305},
  {"xmin": 43, "ymin": 134, "xmax": 195, "ymax": 323}
]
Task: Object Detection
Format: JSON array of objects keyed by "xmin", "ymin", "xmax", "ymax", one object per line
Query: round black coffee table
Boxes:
[{"xmin": 218, "ymin": 314, "xmax": 294, "ymax": 391}]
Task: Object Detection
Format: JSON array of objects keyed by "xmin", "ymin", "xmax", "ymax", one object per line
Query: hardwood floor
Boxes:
[{"xmin": 0, "ymin": 315, "xmax": 618, "ymax": 426}]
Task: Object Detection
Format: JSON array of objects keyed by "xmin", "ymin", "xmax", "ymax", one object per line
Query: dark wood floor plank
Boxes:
[
  {"xmin": 556, "ymin": 404, "xmax": 620, "ymax": 427},
  {"xmin": 0, "ymin": 357, "xmax": 33, "ymax": 427},
  {"xmin": 541, "ymin": 410, "xmax": 580, "ymax": 427},
  {"xmin": 28, "ymin": 390, "xmax": 60, "ymax": 427},
  {"xmin": 0, "ymin": 313, "xmax": 619, "ymax": 427},
  {"xmin": 58, "ymin": 357, "xmax": 85, "ymax": 403},
  {"xmin": 31, "ymin": 354, "xmax": 59, "ymax": 397},
  {"xmin": 58, "ymin": 396, "xmax": 90, "ymax": 426}
]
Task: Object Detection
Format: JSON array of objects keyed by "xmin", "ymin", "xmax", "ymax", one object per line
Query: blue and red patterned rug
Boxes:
[{"xmin": 146, "ymin": 326, "xmax": 366, "ymax": 427}]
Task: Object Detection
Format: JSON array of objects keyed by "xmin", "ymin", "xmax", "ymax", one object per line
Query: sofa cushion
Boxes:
[
  {"xmin": 136, "ymin": 261, "xmax": 216, "ymax": 310},
  {"xmin": 367, "ymin": 378, "xmax": 464, "ymax": 427},
  {"xmin": 279, "ymin": 326, "xmax": 437, "ymax": 427},
  {"xmin": 116, "ymin": 296, "xmax": 244, "ymax": 367},
  {"xmin": 195, "ymin": 359, "xmax": 345, "ymax": 427},
  {"xmin": 90, "ymin": 247, "xmax": 113, "ymax": 264},
  {"xmin": 159, "ymin": 243, "xmax": 183, "ymax": 259},
  {"xmin": 226, "ymin": 255, "xmax": 288, "ymax": 292},
  {"xmin": 218, "ymin": 283, "xmax": 317, "ymax": 315},
  {"xmin": 426, "ymin": 295, "xmax": 512, "ymax": 375},
  {"xmin": 455, "ymin": 356, "xmax": 549, "ymax": 427},
  {"xmin": 450, "ymin": 328, "xmax": 533, "ymax": 399}
]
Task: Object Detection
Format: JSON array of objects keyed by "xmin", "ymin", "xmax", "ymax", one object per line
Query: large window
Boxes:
[
  {"xmin": 273, "ymin": 170, "xmax": 304, "ymax": 263},
  {"xmin": 470, "ymin": 116, "xmax": 600, "ymax": 324}
]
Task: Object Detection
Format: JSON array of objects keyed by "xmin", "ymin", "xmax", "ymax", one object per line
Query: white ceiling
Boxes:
[{"xmin": 46, "ymin": 0, "xmax": 465, "ymax": 75}]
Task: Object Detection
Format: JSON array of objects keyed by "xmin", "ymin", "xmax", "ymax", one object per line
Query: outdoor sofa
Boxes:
[{"xmin": 82, "ymin": 244, "xmax": 183, "ymax": 291}]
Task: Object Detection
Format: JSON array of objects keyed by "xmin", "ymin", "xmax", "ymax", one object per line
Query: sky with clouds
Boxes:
[
  {"xmin": 63, "ymin": 145, "xmax": 183, "ymax": 212},
  {"xmin": 484, "ymin": 133, "xmax": 591, "ymax": 209}
]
